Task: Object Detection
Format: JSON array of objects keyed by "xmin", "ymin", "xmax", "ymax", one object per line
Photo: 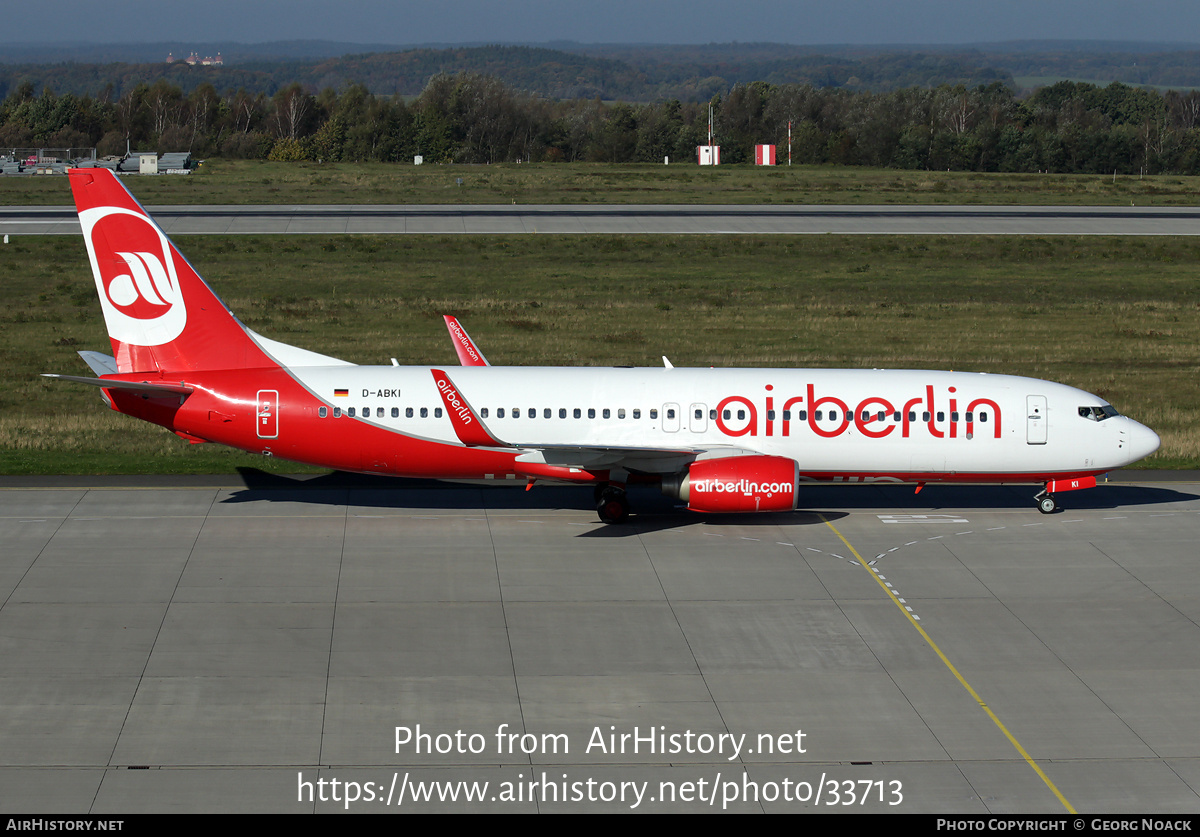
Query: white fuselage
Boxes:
[{"xmin": 289, "ymin": 365, "xmax": 1158, "ymax": 480}]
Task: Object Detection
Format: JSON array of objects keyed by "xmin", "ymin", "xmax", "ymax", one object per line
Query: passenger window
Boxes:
[
  {"xmin": 951, "ymin": 412, "xmax": 959, "ymax": 422},
  {"xmin": 979, "ymin": 412, "xmax": 989, "ymax": 423},
  {"xmin": 544, "ymin": 408, "xmax": 551, "ymax": 419},
  {"xmin": 922, "ymin": 411, "xmax": 931, "ymax": 422},
  {"xmin": 618, "ymin": 409, "xmax": 625, "ymax": 419},
  {"xmin": 512, "ymin": 408, "xmax": 520, "ymax": 419},
  {"xmin": 559, "ymin": 408, "xmax": 566, "ymax": 418},
  {"xmin": 348, "ymin": 407, "xmax": 356, "ymax": 417},
  {"xmin": 709, "ymin": 409, "xmax": 716, "ymax": 420},
  {"xmin": 816, "ymin": 411, "xmax": 823, "ymax": 420},
  {"xmin": 333, "ymin": 407, "xmax": 341, "ymax": 417},
  {"xmin": 603, "ymin": 408, "xmax": 611, "ymax": 419},
  {"xmin": 799, "ymin": 410, "xmax": 807, "ymax": 420},
  {"xmin": 650, "ymin": 409, "xmax": 658, "ymax": 419},
  {"xmin": 878, "ymin": 411, "xmax": 886, "ymax": 421},
  {"xmin": 420, "ymin": 407, "xmax": 428, "ymax": 418},
  {"xmin": 481, "ymin": 408, "xmax": 489, "ymax": 418},
  {"xmin": 965, "ymin": 412, "xmax": 973, "ymax": 422},
  {"xmin": 736, "ymin": 410, "xmax": 744, "ymax": 420},
  {"xmin": 498, "ymin": 408, "xmax": 506, "ymax": 418},
  {"xmin": 574, "ymin": 408, "xmax": 581, "ymax": 418},
  {"xmin": 318, "ymin": 406, "xmax": 327, "ymax": 418},
  {"xmin": 435, "ymin": 408, "xmax": 443, "ymax": 418},
  {"xmin": 667, "ymin": 408, "xmax": 676, "ymax": 419},
  {"xmin": 783, "ymin": 410, "xmax": 791, "ymax": 420},
  {"xmin": 391, "ymin": 407, "xmax": 399, "ymax": 418},
  {"xmin": 723, "ymin": 409, "xmax": 731, "ymax": 420},
  {"xmin": 829, "ymin": 410, "xmax": 838, "ymax": 421},
  {"xmin": 633, "ymin": 409, "xmax": 641, "ymax": 419},
  {"xmin": 405, "ymin": 407, "xmax": 413, "ymax": 418},
  {"xmin": 937, "ymin": 412, "xmax": 945, "ymax": 422},
  {"xmin": 588, "ymin": 408, "xmax": 596, "ymax": 419}
]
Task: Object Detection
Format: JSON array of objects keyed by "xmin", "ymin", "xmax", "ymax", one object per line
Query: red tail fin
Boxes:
[{"xmin": 70, "ymin": 168, "xmax": 266, "ymax": 373}]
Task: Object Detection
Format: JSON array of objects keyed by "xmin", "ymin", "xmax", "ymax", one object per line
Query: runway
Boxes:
[
  {"xmin": 7, "ymin": 203, "xmax": 1200, "ymax": 235},
  {"xmin": 3, "ymin": 473, "xmax": 1199, "ymax": 812}
]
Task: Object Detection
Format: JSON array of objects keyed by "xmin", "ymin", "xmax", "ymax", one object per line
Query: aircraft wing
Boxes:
[{"xmin": 513, "ymin": 444, "xmax": 716, "ymax": 475}]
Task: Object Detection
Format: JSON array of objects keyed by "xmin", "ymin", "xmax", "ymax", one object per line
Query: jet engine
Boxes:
[{"xmin": 661, "ymin": 455, "xmax": 799, "ymax": 513}]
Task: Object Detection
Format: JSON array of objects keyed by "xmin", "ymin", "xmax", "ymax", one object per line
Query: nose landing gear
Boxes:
[{"xmin": 1035, "ymin": 490, "xmax": 1058, "ymax": 514}]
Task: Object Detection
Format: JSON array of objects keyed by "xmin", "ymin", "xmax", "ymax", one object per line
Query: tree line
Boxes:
[{"xmin": 5, "ymin": 73, "xmax": 1200, "ymax": 175}]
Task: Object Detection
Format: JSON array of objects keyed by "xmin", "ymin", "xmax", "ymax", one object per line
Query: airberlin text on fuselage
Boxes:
[{"xmin": 714, "ymin": 383, "xmax": 1003, "ymax": 441}]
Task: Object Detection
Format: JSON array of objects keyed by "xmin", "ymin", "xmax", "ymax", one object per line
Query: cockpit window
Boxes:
[{"xmin": 1079, "ymin": 405, "xmax": 1120, "ymax": 421}]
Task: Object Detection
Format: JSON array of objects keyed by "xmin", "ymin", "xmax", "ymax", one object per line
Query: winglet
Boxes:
[
  {"xmin": 431, "ymin": 368, "xmax": 506, "ymax": 447},
  {"xmin": 443, "ymin": 315, "xmax": 490, "ymax": 367}
]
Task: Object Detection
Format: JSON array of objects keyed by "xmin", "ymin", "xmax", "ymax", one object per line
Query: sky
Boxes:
[{"xmin": 4, "ymin": 0, "xmax": 1200, "ymax": 47}]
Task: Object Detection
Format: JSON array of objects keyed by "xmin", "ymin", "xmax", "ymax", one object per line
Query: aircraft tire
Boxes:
[{"xmin": 596, "ymin": 489, "xmax": 630, "ymax": 524}]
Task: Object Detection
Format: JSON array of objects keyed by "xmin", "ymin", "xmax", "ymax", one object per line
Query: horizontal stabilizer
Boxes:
[
  {"xmin": 77, "ymin": 351, "xmax": 118, "ymax": 376},
  {"xmin": 41, "ymin": 373, "xmax": 193, "ymax": 396}
]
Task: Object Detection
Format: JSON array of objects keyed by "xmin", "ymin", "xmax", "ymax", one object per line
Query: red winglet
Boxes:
[
  {"xmin": 431, "ymin": 368, "xmax": 506, "ymax": 447},
  {"xmin": 443, "ymin": 315, "xmax": 490, "ymax": 367}
]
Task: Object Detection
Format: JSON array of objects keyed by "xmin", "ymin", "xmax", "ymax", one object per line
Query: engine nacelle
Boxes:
[{"xmin": 661, "ymin": 455, "xmax": 799, "ymax": 513}]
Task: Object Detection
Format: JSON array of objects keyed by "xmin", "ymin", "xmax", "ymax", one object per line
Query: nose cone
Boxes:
[{"xmin": 1125, "ymin": 418, "xmax": 1160, "ymax": 464}]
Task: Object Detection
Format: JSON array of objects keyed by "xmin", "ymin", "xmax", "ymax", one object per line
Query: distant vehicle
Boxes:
[{"xmin": 48, "ymin": 168, "xmax": 1160, "ymax": 522}]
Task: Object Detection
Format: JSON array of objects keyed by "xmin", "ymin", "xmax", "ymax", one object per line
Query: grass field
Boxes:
[
  {"xmin": 4, "ymin": 159, "xmax": 1200, "ymax": 206},
  {"xmin": 2, "ymin": 233, "xmax": 1197, "ymax": 473}
]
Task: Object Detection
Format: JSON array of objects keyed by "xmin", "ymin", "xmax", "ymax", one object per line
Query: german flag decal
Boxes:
[{"xmin": 334, "ymin": 388, "xmax": 349, "ymax": 397}]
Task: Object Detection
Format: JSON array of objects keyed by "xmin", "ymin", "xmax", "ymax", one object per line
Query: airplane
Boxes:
[{"xmin": 46, "ymin": 168, "xmax": 1161, "ymax": 523}]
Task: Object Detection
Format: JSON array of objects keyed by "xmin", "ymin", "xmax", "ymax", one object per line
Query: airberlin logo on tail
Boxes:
[
  {"xmin": 79, "ymin": 206, "xmax": 186, "ymax": 346},
  {"xmin": 107, "ymin": 251, "xmax": 174, "ymax": 317}
]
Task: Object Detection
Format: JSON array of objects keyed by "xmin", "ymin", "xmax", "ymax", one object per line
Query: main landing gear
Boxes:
[
  {"xmin": 595, "ymin": 483, "xmax": 630, "ymax": 524},
  {"xmin": 1035, "ymin": 490, "xmax": 1059, "ymax": 514}
]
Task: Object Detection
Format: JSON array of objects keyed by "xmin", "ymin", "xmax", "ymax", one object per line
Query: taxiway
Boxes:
[{"xmin": 2, "ymin": 474, "xmax": 1198, "ymax": 812}]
